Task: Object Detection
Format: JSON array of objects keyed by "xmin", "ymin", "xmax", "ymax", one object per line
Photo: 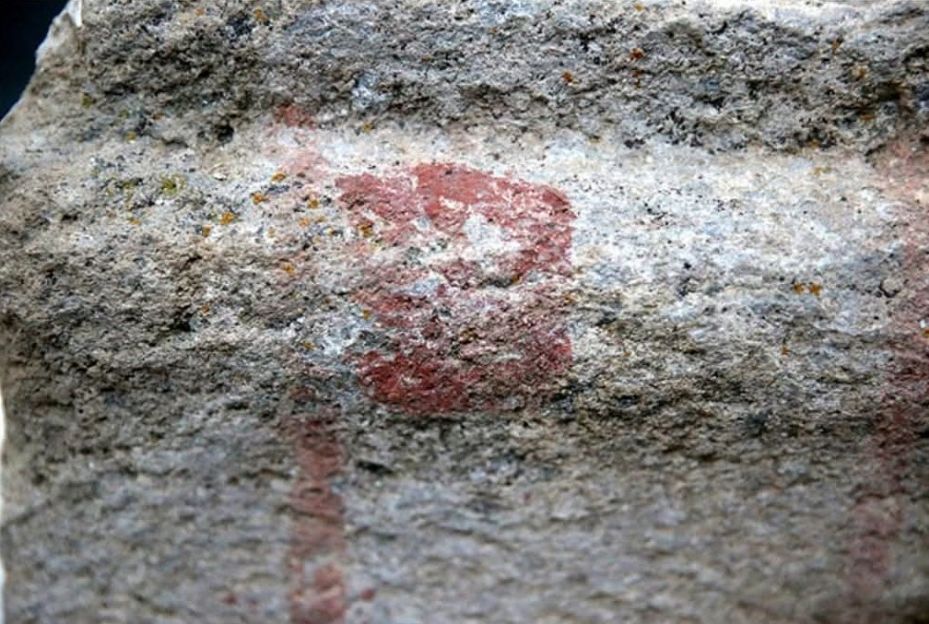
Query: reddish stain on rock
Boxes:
[
  {"xmin": 275, "ymin": 103, "xmax": 317, "ymax": 129},
  {"xmin": 337, "ymin": 162, "xmax": 575, "ymax": 414},
  {"xmin": 287, "ymin": 414, "xmax": 348, "ymax": 624},
  {"xmin": 848, "ymin": 138, "xmax": 929, "ymax": 601},
  {"xmin": 284, "ymin": 148, "xmax": 328, "ymax": 182}
]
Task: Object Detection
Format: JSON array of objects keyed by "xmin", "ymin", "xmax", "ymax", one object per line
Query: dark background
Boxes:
[{"xmin": 1, "ymin": 1, "xmax": 69, "ymax": 117}]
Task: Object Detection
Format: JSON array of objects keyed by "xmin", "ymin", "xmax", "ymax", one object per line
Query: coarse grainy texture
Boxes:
[{"xmin": 1, "ymin": 1, "xmax": 928, "ymax": 623}]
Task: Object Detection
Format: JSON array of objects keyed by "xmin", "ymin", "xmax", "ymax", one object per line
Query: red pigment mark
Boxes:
[
  {"xmin": 267, "ymin": 129, "xmax": 354, "ymax": 623},
  {"xmin": 259, "ymin": 126, "xmax": 330, "ymax": 257},
  {"xmin": 275, "ymin": 103, "xmax": 317, "ymax": 129},
  {"xmin": 848, "ymin": 138, "xmax": 929, "ymax": 602},
  {"xmin": 286, "ymin": 409, "xmax": 348, "ymax": 624},
  {"xmin": 263, "ymin": 125, "xmax": 328, "ymax": 182},
  {"xmin": 284, "ymin": 149, "xmax": 328, "ymax": 182},
  {"xmin": 266, "ymin": 101, "xmax": 328, "ymax": 187},
  {"xmin": 337, "ymin": 162, "xmax": 575, "ymax": 414}
]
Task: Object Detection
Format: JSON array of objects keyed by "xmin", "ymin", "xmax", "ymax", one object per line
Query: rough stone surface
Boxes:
[{"xmin": 1, "ymin": 1, "xmax": 928, "ymax": 623}]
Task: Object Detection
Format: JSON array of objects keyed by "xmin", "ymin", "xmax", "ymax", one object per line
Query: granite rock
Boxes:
[{"xmin": 1, "ymin": 1, "xmax": 928, "ymax": 622}]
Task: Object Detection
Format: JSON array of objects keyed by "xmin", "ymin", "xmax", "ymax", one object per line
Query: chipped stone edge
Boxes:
[
  {"xmin": 1, "ymin": 0, "xmax": 82, "ymax": 126},
  {"xmin": 36, "ymin": 0, "xmax": 82, "ymax": 58},
  {"xmin": 0, "ymin": 4, "xmax": 84, "ymax": 604},
  {"xmin": 0, "ymin": 382, "xmax": 6, "ymax": 624}
]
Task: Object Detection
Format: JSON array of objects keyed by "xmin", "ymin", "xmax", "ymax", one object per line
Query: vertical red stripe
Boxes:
[
  {"xmin": 849, "ymin": 138, "xmax": 929, "ymax": 598},
  {"xmin": 287, "ymin": 413, "xmax": 348, "ymax": 624}
]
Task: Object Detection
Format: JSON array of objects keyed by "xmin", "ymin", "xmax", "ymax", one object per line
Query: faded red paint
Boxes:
[
  {"xmin": 275, "ymin": 103, "xmax": 317, "ymax": 129},
  {"xmin": 286, "ymin": 412, "xmax": 348, "ymax": 624},
  {"xmin": 269, "ymin": 129, "xmax": 355, "ymax": 624},
  {"xmin": 849, "ymin": 138, "xmax": 929, "ymax": 601},
  {"xmin": 337, "ymin": 163, "xmax": 575, "ymax": 414},
  {"xmin": 283, "ymin": 148, "xmax": 328, "ymax": 182}
]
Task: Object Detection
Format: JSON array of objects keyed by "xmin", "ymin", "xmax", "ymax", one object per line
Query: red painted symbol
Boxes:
[
  {"xmin": 287, "ymin": 411, "xmax": 348, "ymax": 624},
  {"xmin": 275, "ymin": 103, "xmax": 317, "ymax": 129},
  {"xmin": 337, "ymin": 163, "xmax": 575, "ymax": 414}
]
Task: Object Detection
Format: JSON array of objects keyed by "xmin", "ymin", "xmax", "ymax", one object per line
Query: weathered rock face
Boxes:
[{"xmin": 1, "ymin": 1, "xmax": 928, "ymax": 622}]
